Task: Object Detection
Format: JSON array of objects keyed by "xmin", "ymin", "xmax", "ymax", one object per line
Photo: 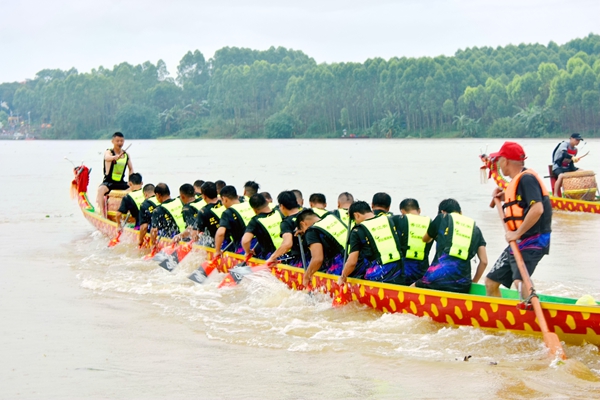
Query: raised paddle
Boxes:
[
  {"xmin": 493, "ymin": 197, "xmax": 566, "ymax": 360},
  {"xmin": 108, "ymin": 212, "xmax": 130, "ymax": 247}
]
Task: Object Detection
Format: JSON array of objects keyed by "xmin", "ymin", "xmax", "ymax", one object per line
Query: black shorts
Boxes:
[
  {"xmin": 553, "ymin": 165, "xmax": 578, "ymax": 176},
  {"xmin": 100, "ymin": 180, "xmax": 129, "ymax": 193},
  {"xmin": 486, "ymin": 246, "xmax": 546, "ymax": 288}
]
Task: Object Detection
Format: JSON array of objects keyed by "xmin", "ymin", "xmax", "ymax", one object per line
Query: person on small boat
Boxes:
[
  {"xmin": 96, "ymin": 132, "xmax": 134, "ymax": 216},
  {"xmin": 137, "ymin": 184, "xmax": 157, "ymax": 247},
  {"xmin": 372, "ymin": 192, "xmax": 392, "ymax": 217},
  {"xmin": 193, "ymin": 180, "xmax": 205, "ymax": 197},
  {"xmin": 394, "ymin": 198, "xmax": 433, "ymax": 285},
  {"xmin": 309, "ymin": 193, "xmax": 329, "ymax": 217},
  {"xmin": 265, "ymin": 191, "xmax": 304, "ymax": 266},
  {"xmin": 242, "ymin": 193, "xmax": 282, "ymax": 259},
  {"xmin": 214, "ymin": 185, "xmax": 255, "ymax": 256},
  {"xmin": 115, "ymin": 172, "xmax": 143, "ymax": 227},
  {"xmin": 485, "ymin": 141, "xmax": 552, "ymax": 298},
  {"xmin": 338, "ymin": 201, "xmax": 403, "ymax": 285},
  {"xmin": 331, "ymin": 192, "xmax": 354, "ymax": 227},
  {"xmin": 296, "ymin": 209, "xmax": 347, "ymax": 286},
  {"xmin": 552, "ymin": 133, "xmax": 583, "ymax": 196},
  {"xmin": 413, "ymin": 199, "xmax": 487, "ymax": 294},
  {"xmin": 194, "ymin": 181, "xmax": 225, "ymax": 244},
  {"xmin": 292, "ymin": 189, "xmax": 304, "ymax": 207},
  {"xmin": 150, "ymin": 183, "xmax": 186, "ymax": 245}
]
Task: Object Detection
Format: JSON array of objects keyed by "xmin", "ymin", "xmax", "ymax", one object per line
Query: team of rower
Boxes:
[{"xmin": 99, "ymin": 132, "xmax": 554, "ymax": 299}]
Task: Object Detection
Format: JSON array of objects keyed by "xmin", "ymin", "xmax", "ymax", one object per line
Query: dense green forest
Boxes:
[{"xmin": 1, "ymin": 34, "xmax": 600, "ymax": 139}]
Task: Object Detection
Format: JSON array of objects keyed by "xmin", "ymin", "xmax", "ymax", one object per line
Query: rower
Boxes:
[
  {"xmin": 332, "ymin": 192, "xmax": 354, "ymax": 227},
  {"xmin": 173, "ymin": 183, "xmax": 202, "ymax": 242},
  {"xmin": 115, "ymin": 172, "xmax": 143, "ymax": 227},
  {"xmin": 296, "ymin": 209, "xmax": 347, "ymax": 286},
  {"xmin": 260, "ymin": 192, "xmax": 273, "ymax": 203},
  {"xmin": 137, "ymin": 184, "xmax": 157, "ymax": 247},
  {"xmin": 309, "ymin": 193, "xmax": 329, "ymax": 217},
  {"xmin": 96, "ymin": 132, "xmax": 134, "ymax": 216},
  {"xmin": 150, "ymin": 183, "xmax": 185, "ymax": 245},
  {"xmin": 292, "ymin": 189, "xmax": 304, "ymax": 207},
  {"xmin": 552, "ymin": 133, "xmax": 584, "ymax": 196},
  {"xmin": 215, "ymin": 180, "xmax": 226, "ymax": 194},
  {"xmin": 338, "ymin": 201, "xmax": 403, "ymax": 284},
  {"xmin": 243, "ymin": 181, "xmax": 260, "ymax": 199},
  {"xmin": 395, "ymin": 198, "xmax": 433, "ymax": 285},
  {"xmin": 195, "ymin": 181, "xmax": 225, "ymax": 245},
  {"xmin": 372, "ymin": 192, "xmax": 392, "ymax": 216},
  {"xmin": 414, "ymin": 199, "xmax": 487, "ymax": 294},
  {"xmin": 214, "ymin": 185, "xmax": 255, "ymax": 256},
  {"xmin": 242, "ymin": 193, "xmax": 282, "ymax": 259},
  {"xmin": 193, "ymin": 180, "xmax": 205, "ymax": 197},
  {"xmin": 265, "ymin": 191, "xmax": 303, "ymax": 267},
  {"xmin": 485, "ymin": 141, "xmax": 552, "ymax": 298}
]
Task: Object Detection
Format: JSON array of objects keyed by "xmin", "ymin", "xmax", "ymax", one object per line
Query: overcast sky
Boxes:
[{"xmin": 1, "ymin": 0, "xmax": 598, "ymax": 83}]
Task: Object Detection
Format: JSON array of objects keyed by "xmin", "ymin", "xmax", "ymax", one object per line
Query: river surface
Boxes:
[{"xmin": 1, "ymin": 138, "xmax": 599, "ymax": 399}]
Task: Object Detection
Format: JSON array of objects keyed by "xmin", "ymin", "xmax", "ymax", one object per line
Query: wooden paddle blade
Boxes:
[
  {"xmin": 544, "ymin": 332, "xmax": 567, "ymax": 360},
  {"xmin": 157, "ymin": 251, "xmax": 179, "ymax": 272},
  {"xmin": 175, "ymin": 243, "xmax": 193, "ymax": 262},
  {"xmin": 188, "ymin": 259, "xmax": 220, "ymax": 284},
  {"xmin": 107, "ymin": 232, "xmax": 121, "ymax": 247}
]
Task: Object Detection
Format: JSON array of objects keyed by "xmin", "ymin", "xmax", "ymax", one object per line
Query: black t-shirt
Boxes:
[
  {"xmin": 117, "ymin": 194, "xmax": 140, "ymax": 226},
  {"xmin": 182, "ymin": 199, "xmax": 204, "ymax": 230},
  {"xmin": 139, "ymin": 198, "xmax": 158, "ymax": 227},
  {"xmin": 196, "ymin": 201, "xmax": 224, "ymax": 237},
  {"xmin": 305, "ymin": 227, "xmax": 345, "ymax": 263},
  {"xmin": 280, "ymin": 211, "xmax": 301, "ymax": 257},
  {"xmin": 151, "ymin": 198, "xmax": 181, "ymax": 238},
  {"xmin": 349, "ymin": 215, "xmax": 401, "ymax": 263},
  {"xmin": 393, "ymin": 214, "xmax": 433, "ymax": 259},
  {"xmin": 245, "ymin": 211, "xmax": 281, "ymax": 257},
  {"xmin": 426, "ymin": 213, "xmax": 486, "ymax": 264},
  {"xmin": 219, "ymin": 207, "xmax": 248, "ymax": 245},
  {"xmin": 515, "ymin": 173, "xmax": 552, "ymax": 239}
]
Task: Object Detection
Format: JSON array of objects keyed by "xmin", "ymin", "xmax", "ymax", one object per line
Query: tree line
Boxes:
[{"xmin": 1, "ymin": 34, "xmax": 599, "ymax": 139}]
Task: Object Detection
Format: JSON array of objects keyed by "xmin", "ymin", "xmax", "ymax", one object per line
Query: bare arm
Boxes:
[
  {"xmin": 472, "ymin": 246, "xmax": 488, "ymax": 283},
  {"xmin": 150, "ymin": 227, "xmax": 158, "ymax": 247},
  {"xmin": 338, "ymin": 251, "xmax": 359, "ymax": 284},
  {"xmin": 214, "ymin": 227, "xmax": 227, "ymax": 256},
  {"xmin": 423, "ymin": 233, "xmax": 433, "ymax": 243},
  {"xmin": 303, "ymin": 243, "xmax": 324, "ymax": 287},
  {"xmin": 266, "ymin": 232, "xmax": 293, "ymax": 263},
  {"xmin": 241, "ymin": 232, "xmax": 254, "ymax": 256},
  {"xmin": 139, "ymin": 223, "xmax": 148, "ymax": 247}
]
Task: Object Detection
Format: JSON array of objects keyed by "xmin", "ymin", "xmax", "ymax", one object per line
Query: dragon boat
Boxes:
[
  {"xmin": 480, "ymin": 154, "xmax": 600, "ymax": 214},
  {"xmin": 71, "ymin": 165, "xmax": 600, "ymax": 347}
]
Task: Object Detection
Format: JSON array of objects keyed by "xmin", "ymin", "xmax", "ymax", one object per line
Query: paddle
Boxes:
[
  {"xmin": 156, "ymin": 240, "xmax": 195, "ymax": 272},
  {"xmin": 333, "ymin": 217, "xmax": 353, "ymax": 307},
  {"xmin": 493, "ymin": 197, "xmax": 566, "ymax": 360},
  {"xmin": 217, "ymin": 252, "xmax": 255, "ymax": 288},
  {"xmin": 108, "ymin": 212, "xmax": 130, "ymax": 247},
  {"xmin": 188, "ymin": 241, "xmax": 233, "ymax": 284}
]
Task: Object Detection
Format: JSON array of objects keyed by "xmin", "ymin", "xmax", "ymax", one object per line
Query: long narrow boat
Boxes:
[
  {"xmin": 480, "ymin": 155, "xmax": 600, "ymax": 214},
  {"xmin": 72, "ymin": 166, "xmax": 600, "ymax": 347}
]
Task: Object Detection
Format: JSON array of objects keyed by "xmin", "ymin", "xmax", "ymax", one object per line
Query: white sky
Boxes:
[{"xmin": 1, "ymin": 0, "xmax": 598, "ymax": 82}]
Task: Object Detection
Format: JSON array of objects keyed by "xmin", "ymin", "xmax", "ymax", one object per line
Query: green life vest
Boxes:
[
  {"xmin": 337, "ymin": 208, "xmax": 350, "ymax": 227},
  {"xmin": 312, "ymin": 207, "xmax": 329, "ymax": 218},
  {"xmin": 230, "ymin": 202, "xmax": 254, "ymax": 227},
  {"xmin": 189, "ymin": 197, "xmax": 206, "ymax": 212},
  {"xmin": 106, "ymin": 149, "xmax": 128, "ymax": 182},
  {"xmin": 405, "ymin": 214, "xmax": 430, "ymax": 261},
  {"xmin": 129, "ymin": 189, "xmax": 146, "ymax": 210},
  {"xmin": 161, "ymin": 198, "xmax": 186, "ymax": 234},
  {"xmin": 256, "ymin": 210, "xmax": 284, "ymax": 248},
  {"xmin": 448, "ymin": 213, "xmax": 475, "ymax": 261},
  {"xmin": 312, "ymin": 214, "xmax": 348, "ymax": 249},
  {"xmin": 360, "ymin": 214, "xmax": 401, "ymax": 263},
  {"xmin": 209, "ymin": 203, "xmax": 226, "ymax": 219}
]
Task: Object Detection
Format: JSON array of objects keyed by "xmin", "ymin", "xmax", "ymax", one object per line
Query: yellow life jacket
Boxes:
[
  {"xmin": 129, "ymin": 189, "xmax": 146, "ymax": 210},
  {"xmin": 312, "ymin": 207, "xmax": 329, "ymax": 218},
  {"xmin": 230, "ymin": 202, "xmax": 254, "ymax": 227},
  {"xmin": 405, "ymin": 214, "xmax": 431, "ymax": 261},
  {"xmin": 448, "ymin": 213, "xmax": 474, "ymax": 261},
  {"xmin": 360, "ymin": 214, "xmax": 401, "ymax": 263},
  {"xmin": 161, "ymin": 198, "xmax": 186, "ymax": 234},
  {"xmin": 189, "ymin": 197, "xmax": 207, "ymax": 212},
  {"xmin": 256, "ymin": 210, "xmax": 284, "ymax": 248},
  {"xmin": 105, "ymin": 149, "xmax": 128, "ymax": 182},
  {"xmin": 312, "ymin": 214, "xmax": 348, "ymax": 249},
  {"xmin": 337, "ymin": 208, "xmax": 350, "ymax": 227},
  {"xmin": 209, "ymin": 203, "xmax": 226, "ymax": 219}
]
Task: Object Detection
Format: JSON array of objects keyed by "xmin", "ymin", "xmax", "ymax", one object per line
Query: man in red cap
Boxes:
[{"xmin": 485, "ymin": 142, "xmax": 552, "ymax": 298}]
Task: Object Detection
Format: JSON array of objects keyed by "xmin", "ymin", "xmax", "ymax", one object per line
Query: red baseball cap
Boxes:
[{"xmin": 489, "ymin": 141, "xmax": 527, "ymax": 161}]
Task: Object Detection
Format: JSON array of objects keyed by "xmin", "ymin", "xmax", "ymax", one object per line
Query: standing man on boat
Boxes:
[
  {"xmin": 395, "ymin": 198, "xmax": 433, "ymax": 285},
  {"xmin": 96, "ymin": 132, "xmax": 134, "ymax": 216},
  {"xmin": 338, "ymin": 201, "xmax": 403, "ymax": 285},
  {"xmin": 137, "ymin": 184, "xmax": 157, "ymax": 247},
  {"xmin": 552, "ymin": 133, "xmax": 584, "ymax": 196},
  {"xmin": 413, "ymin": 199, "xmax": 487, "ymax": 293},
  {"xmin": 115, "ymin": 173, "xmax": 144, "ymax": 227},
  {"xmin": 485, "ymin": 142, "xmax": 552, "ymax": 298},
  {"xmin": 296, "ymin": 209, "xmax": 347, "ymax": 285},
  {"xmin": 214, "ymin": 186, "xmax": 255, "ymax": 256},
  {"xmin": 194, "ymin": 181, "xmax": 225, "ymax": 245},
  {"xmin": 150, "ymin": 183, "xmax": 185, "ymax": 245},
  {"xmin": 332, "ymin": 192, "xmax": 354, "ymax": 227},
  {"xmin": 242, "ymin": 193, "xmax": 282, "ymax": 259}
]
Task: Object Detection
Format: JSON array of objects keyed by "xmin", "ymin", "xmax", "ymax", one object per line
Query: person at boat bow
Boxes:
[
  {"xmin": 485, "ymin": 141, "xmax": 552, "ymax": 298},
  {"xmin": 194, "ymin": 181, "xmax": 225, "ymax": 246},
  {"xmin": 96, "ymin": 132, "xmax": 134, "ymax": 216},
  {"xmin": 552, "ymin": 133, "xmax": 584, "ymax": 196},
  {"xmin": 137, "ymin": 184, "xmax": 157, "ymax": 247},
  {"xmin": 265, "ymin": 191, "xmax": 304, "ymax": 267},
  {"xmin": 338, "ymin": 201, "xmax": 404, "ymax": 285},
  {"xmin": 214, "ymin": 185, "xmax": 255, "ymax": 256},
  {"xmin": 413, "ymin": 199, "xmax": 487, "ymax": 294},
  {"xmin": 309, "ymin": 193, "xmax": 329, "ymax": 217},
  {"xmin": 115, "ymin": 172, "xmax": 144, "ymax": 227},
  {"xmin": 150, "ymin": 183, "xmax": 186, "ymax": 245},
  {"xmin": 296, "ymin": 209, "xmax": 348, "ymax": 286},
  {"xmin": 332, "ymin": 192, "xmax": 354, "ymax": 227},
  {"xmin": 394, "ymin": 198, "xmax": 433, "ymax": 285},
  {"xmin": 242, "ymin": 193, "xmax": 283, "ymax": 259}
]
